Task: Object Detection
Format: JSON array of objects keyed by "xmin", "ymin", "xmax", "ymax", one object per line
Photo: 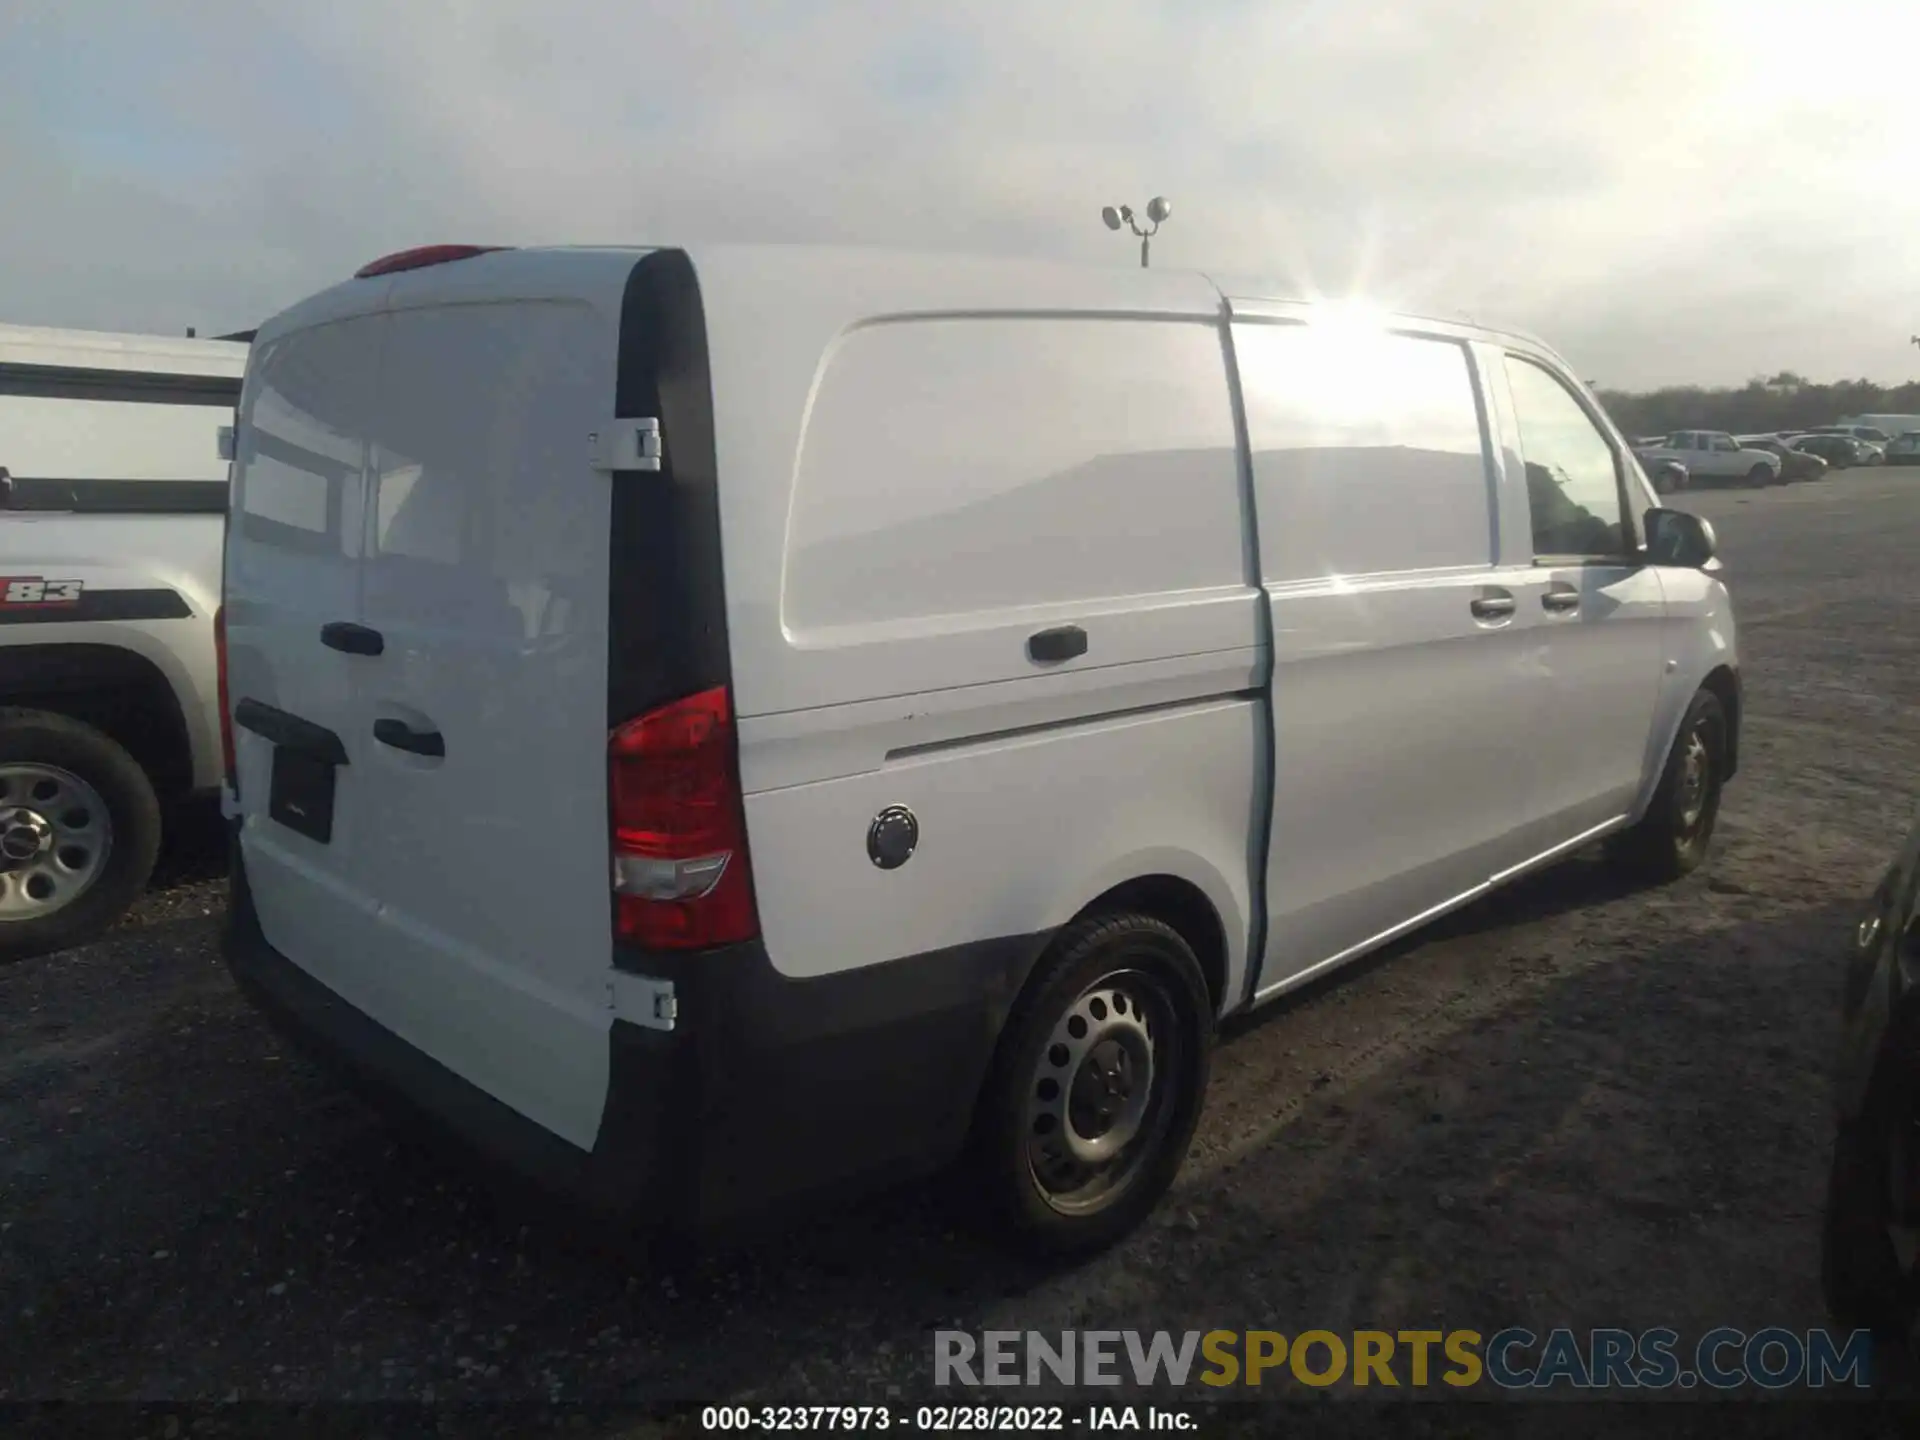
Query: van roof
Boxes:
[
  {"xmin": 1201, "ymin": 270, "xmax": 1549, "ymax": 350},
  {"xmin": 258, "ymin": 242, "xmax": 1545, "ymax": 355},
  {"xmin": 0, "ymin": 321, "xmax": 250, "ymax": 378}
]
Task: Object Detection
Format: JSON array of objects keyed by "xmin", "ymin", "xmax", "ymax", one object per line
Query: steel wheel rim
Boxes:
[
  {"xmin": 1024, "ymin": 968, "xmax": 1179, "ymax": 1216},
  {"xmin": 0, "ymin": 763, "xmax": 114, "ymax": 921},
  {"xmin": 1677, "ymin": 727, "xmax": 1712, "ymax": 830}
]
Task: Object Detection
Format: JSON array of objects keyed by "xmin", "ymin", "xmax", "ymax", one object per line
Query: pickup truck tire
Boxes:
[
  {"xmin": 970, "ymin": 913, "xmax": 1212, "ymax": 1257},
  {"xmin": 1607, "ymin": 689, "xmax": 1727, "ymax": 884},
  {"xmin": 0, "ymin": 708, "xmax": 162, "ymax": 964},
  {"xmin": 1746, "ymin": 463, "xmax": 1776, "ymax": 488}
]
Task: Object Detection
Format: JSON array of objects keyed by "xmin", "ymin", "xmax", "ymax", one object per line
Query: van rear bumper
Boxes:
[{"xmin": 223, "ymin": 826, "xmax": 1048, "ymax": 1235}]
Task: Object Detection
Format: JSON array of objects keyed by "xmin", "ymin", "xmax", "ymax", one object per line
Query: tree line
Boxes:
[{"xmin": 1592, "ymin": 372, "xmax": 1920, "ymax": 439}]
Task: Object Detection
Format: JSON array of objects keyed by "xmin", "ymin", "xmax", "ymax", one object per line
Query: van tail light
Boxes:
[
  {"xmin": 214, "ymin": 604, "xmax": 237, "ymax": 792},
  {"xmin": 609, "ymin": 686, "xmax": 759, "ymax": 950}
]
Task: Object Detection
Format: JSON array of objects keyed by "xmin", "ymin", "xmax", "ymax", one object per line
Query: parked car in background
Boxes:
[
  {"xmin": 1836, "ymin": 415, "xmax": 1920, "ymax": 441},
  {"xmin": 1822, "ymin": 810, "xmax": 1920, "ymax": 1340},
  {"xmin": 1790, "ymin": 433, "xmax": 1873, "ymax": 469},
  {"xmin": 1883, "ymin": 432, "xmax": 1920, "ymax": 466},
  {"xmin": 1807, "ymin": 425, "xmax": 1893, "ymax": 452},
  {"xmin": 1736, "ymin": 435, "xmax": 1830, "ymax": 482},
  {"xmin": 1636, "ymin": 455, "xmax": 1689, "ymax": 494},
  {"xmin": 1636, "ymin": 430, "xmax": 1782, "ymax": 487},
  {"xmin": 0, "ymin": 323, "xmax": 245, "ymax": 961}
]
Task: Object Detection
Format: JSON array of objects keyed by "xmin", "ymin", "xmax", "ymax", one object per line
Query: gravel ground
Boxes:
[{"xmin": 5, "ymin": 469, "xmax": 1920, "ymax": 1426}]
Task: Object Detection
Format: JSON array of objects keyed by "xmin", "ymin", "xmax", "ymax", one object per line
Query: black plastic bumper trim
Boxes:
[{"xmin": 223, "ymin": 828, "xmax": 1052, "ymax": 1235}]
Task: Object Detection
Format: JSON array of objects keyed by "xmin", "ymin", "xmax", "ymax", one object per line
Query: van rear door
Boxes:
[
  {"xmin": 227, "ymin": 313, "xmax": 386, "ymax": 978},
  {"xmin": 347, "ymin": 290, "xmax": 619, "ymax": 1148},
  {"xmin": 227, "ymin": 254, "xmax": 634, "ymax": 1150}
]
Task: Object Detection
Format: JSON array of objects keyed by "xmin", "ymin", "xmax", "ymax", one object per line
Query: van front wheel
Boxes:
[
  {"xmin": 1608, "ymin": 689, "xmax": 1727, "ymax": 884},
  {"xmin": 972, "ymin": 913, "xmax": 1212, "ymax": 1256}
]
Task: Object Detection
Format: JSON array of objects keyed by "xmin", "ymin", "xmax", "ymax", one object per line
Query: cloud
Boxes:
[{"xmin": 3, "ymin": 0, "xmax": 1918, "ymax": 386}]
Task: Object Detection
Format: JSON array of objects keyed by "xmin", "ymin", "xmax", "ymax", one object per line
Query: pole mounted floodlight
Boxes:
[{"xmin": 1102, "ymin": 196, "xmax": 1172, "ymax": 268}]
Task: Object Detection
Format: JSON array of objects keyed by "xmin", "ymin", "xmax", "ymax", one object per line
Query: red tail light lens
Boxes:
[
  {"xmin": 353, "ymin": 245, "xmax": 510, "ymax": 279},
  {"xmin": 214, "ymin": 604, "xmax": 236, "ymax": 791},
  {"xmin": 609, "ymin": 686, "xmax": 758, "ymax": 950}
]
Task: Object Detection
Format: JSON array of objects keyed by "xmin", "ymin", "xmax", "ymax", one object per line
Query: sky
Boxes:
[{"xmin": 4, "ymin": 0, "xmax": 1918, "ymax": 391}]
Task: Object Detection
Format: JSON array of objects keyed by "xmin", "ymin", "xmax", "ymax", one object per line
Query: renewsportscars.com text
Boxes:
[{"xmin": 933, "ymin": 1327, "xmax": 1874, "ymax": 1390}]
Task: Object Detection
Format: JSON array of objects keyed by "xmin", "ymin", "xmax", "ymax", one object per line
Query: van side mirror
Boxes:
[{"xmin": 1645, "ymin": 507, "xmax": 1717, "ymax": 569}]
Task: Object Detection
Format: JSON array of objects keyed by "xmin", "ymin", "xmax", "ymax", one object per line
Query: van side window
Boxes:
[
  {"xmin": 783, "ymin": 317, "xmax": 1242, "ymax": 629},
  {"xmin": 1234, "ymin": 323, "xmax": 1493, "ymax": 581},
  {"xmin": 0, "ymin": 384, "xmax": 235, "ymax": 514},
  {"xmin": 1503, "ymin": 356, "xmax": 1628, "ymax": 561}
]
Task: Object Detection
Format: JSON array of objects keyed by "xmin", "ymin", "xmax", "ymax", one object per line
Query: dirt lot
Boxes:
[{"xmin": 5, "ymin": 469, "xmax": 1920, "ymax": 1420}]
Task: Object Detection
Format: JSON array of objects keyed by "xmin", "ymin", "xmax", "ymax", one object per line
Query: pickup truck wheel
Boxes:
[
  {"xmin": 970, "ymin": 913, "xmax": 1212, "ymax": 1256},
  {"xmin": 1747, "ymin": 463, "xmax": 1776, "ymax": 487},
  {"xmin": 0, "ymin": 709, "xmax": 161, "ymax": 964},
  {"xmin": 1607, "ymin": 689, "xmax": 1727, "ymax": 884}
]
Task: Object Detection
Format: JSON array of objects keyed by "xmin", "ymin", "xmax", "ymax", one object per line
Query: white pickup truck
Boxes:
[
  {"xmin": 0, "ymin": 322, "xmax": 245, "ymax": 960},
  {"xmin": 1634, "ymin": 430, "xmax": 1782, "ymax": 488}
]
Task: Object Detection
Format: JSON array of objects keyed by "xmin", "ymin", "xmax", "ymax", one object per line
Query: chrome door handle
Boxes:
[
  {"xmin": 1543, "ymin": 588, "xmax": 1581, "ymax": 613},
  {"xmin": 1469, "ymin": 594, "xmax": 1515, "ymax": 620}
]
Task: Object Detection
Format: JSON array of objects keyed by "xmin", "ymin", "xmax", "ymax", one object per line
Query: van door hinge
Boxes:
[
  {"xmin": 587, "ymin": 418, "xmax": 662, "ymax": 473},
  {"xmin": 608, "ymin": 972, "xmax": 678, "ymax": 1031}
]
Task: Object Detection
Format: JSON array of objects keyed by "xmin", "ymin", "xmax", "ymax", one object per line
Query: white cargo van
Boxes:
[{"xmin": 220, "ymin": 244, "xmax": 1741, "ymax": 1253}]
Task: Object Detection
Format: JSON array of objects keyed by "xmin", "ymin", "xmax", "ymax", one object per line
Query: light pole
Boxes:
[{"xmin": 1102, "ymin": 197, "xmax": 1172, "ymax": 268}]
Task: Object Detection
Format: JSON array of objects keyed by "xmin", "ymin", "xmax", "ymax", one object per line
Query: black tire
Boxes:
[
  {"xmin": 1822, "ymin": 1039, "xmax": 1920, "ymax": 1347},
  {"xmin": 0, "ymin": 708, "xmax": 161, "ymax": 964},
  {"xmin": 1823, "ymin": 1116, "xmax": 1915, "ymax": 1340},
  {"xmin": 1607, "ymin": 689, "xmax": 1727, "ymax": 884},
  {"xmin": 970, "ymin": 913, "xmax": 1212, "ymax": 1257},
  {"xmin": 1746, "ymin": 463, "xmax": 1776, "ymax": 488}
]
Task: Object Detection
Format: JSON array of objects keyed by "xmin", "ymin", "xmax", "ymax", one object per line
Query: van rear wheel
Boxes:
[
  {"xmin": 0, "ymin": 709, "xmax": 161, "ymax": 964},
  {"xmin": 1607, "ymin": 689, "xmax": 1727, "ymax": 884},
  {"xmin": 972, "ymin": 913, "xmax": 1211, "ymax": 1256}
]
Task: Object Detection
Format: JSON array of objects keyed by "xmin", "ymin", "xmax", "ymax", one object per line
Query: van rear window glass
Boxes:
[
  {"xmin": 236, "ymin": 324, "xmax": 371, "ymax": 551},
  {"xmin": 1235, "ymin": 323, "xmax": 1494, "ymax": 581},
  {"xmin": 784, "ymin": 317, "xmax": 1243, "ymax": 630}
]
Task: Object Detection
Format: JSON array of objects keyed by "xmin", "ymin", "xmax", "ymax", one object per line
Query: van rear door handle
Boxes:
[
  {"xmin": 321, "ymin": 621, "xmax": 385, "ymax": 656},
  {"xmin": 1027, "ymin": 625, "xmax": 1088, "ymax": 663},
  {"xmin": 1468, "ymin": 593, "xmax": 1515, "ymax": 621},
  {"xmin": 373, "ymin": 718, "xmax": 445, "ymax": 757},
  {"xmin": 1542, "ymin": 587, "xmax": 1582, "ymax": 614}
]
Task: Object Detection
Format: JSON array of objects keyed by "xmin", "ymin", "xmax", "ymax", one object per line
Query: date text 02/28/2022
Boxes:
[{"xmin": 700, "ymin": 1405, "xmax": 1193, "ymax": 1431}]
